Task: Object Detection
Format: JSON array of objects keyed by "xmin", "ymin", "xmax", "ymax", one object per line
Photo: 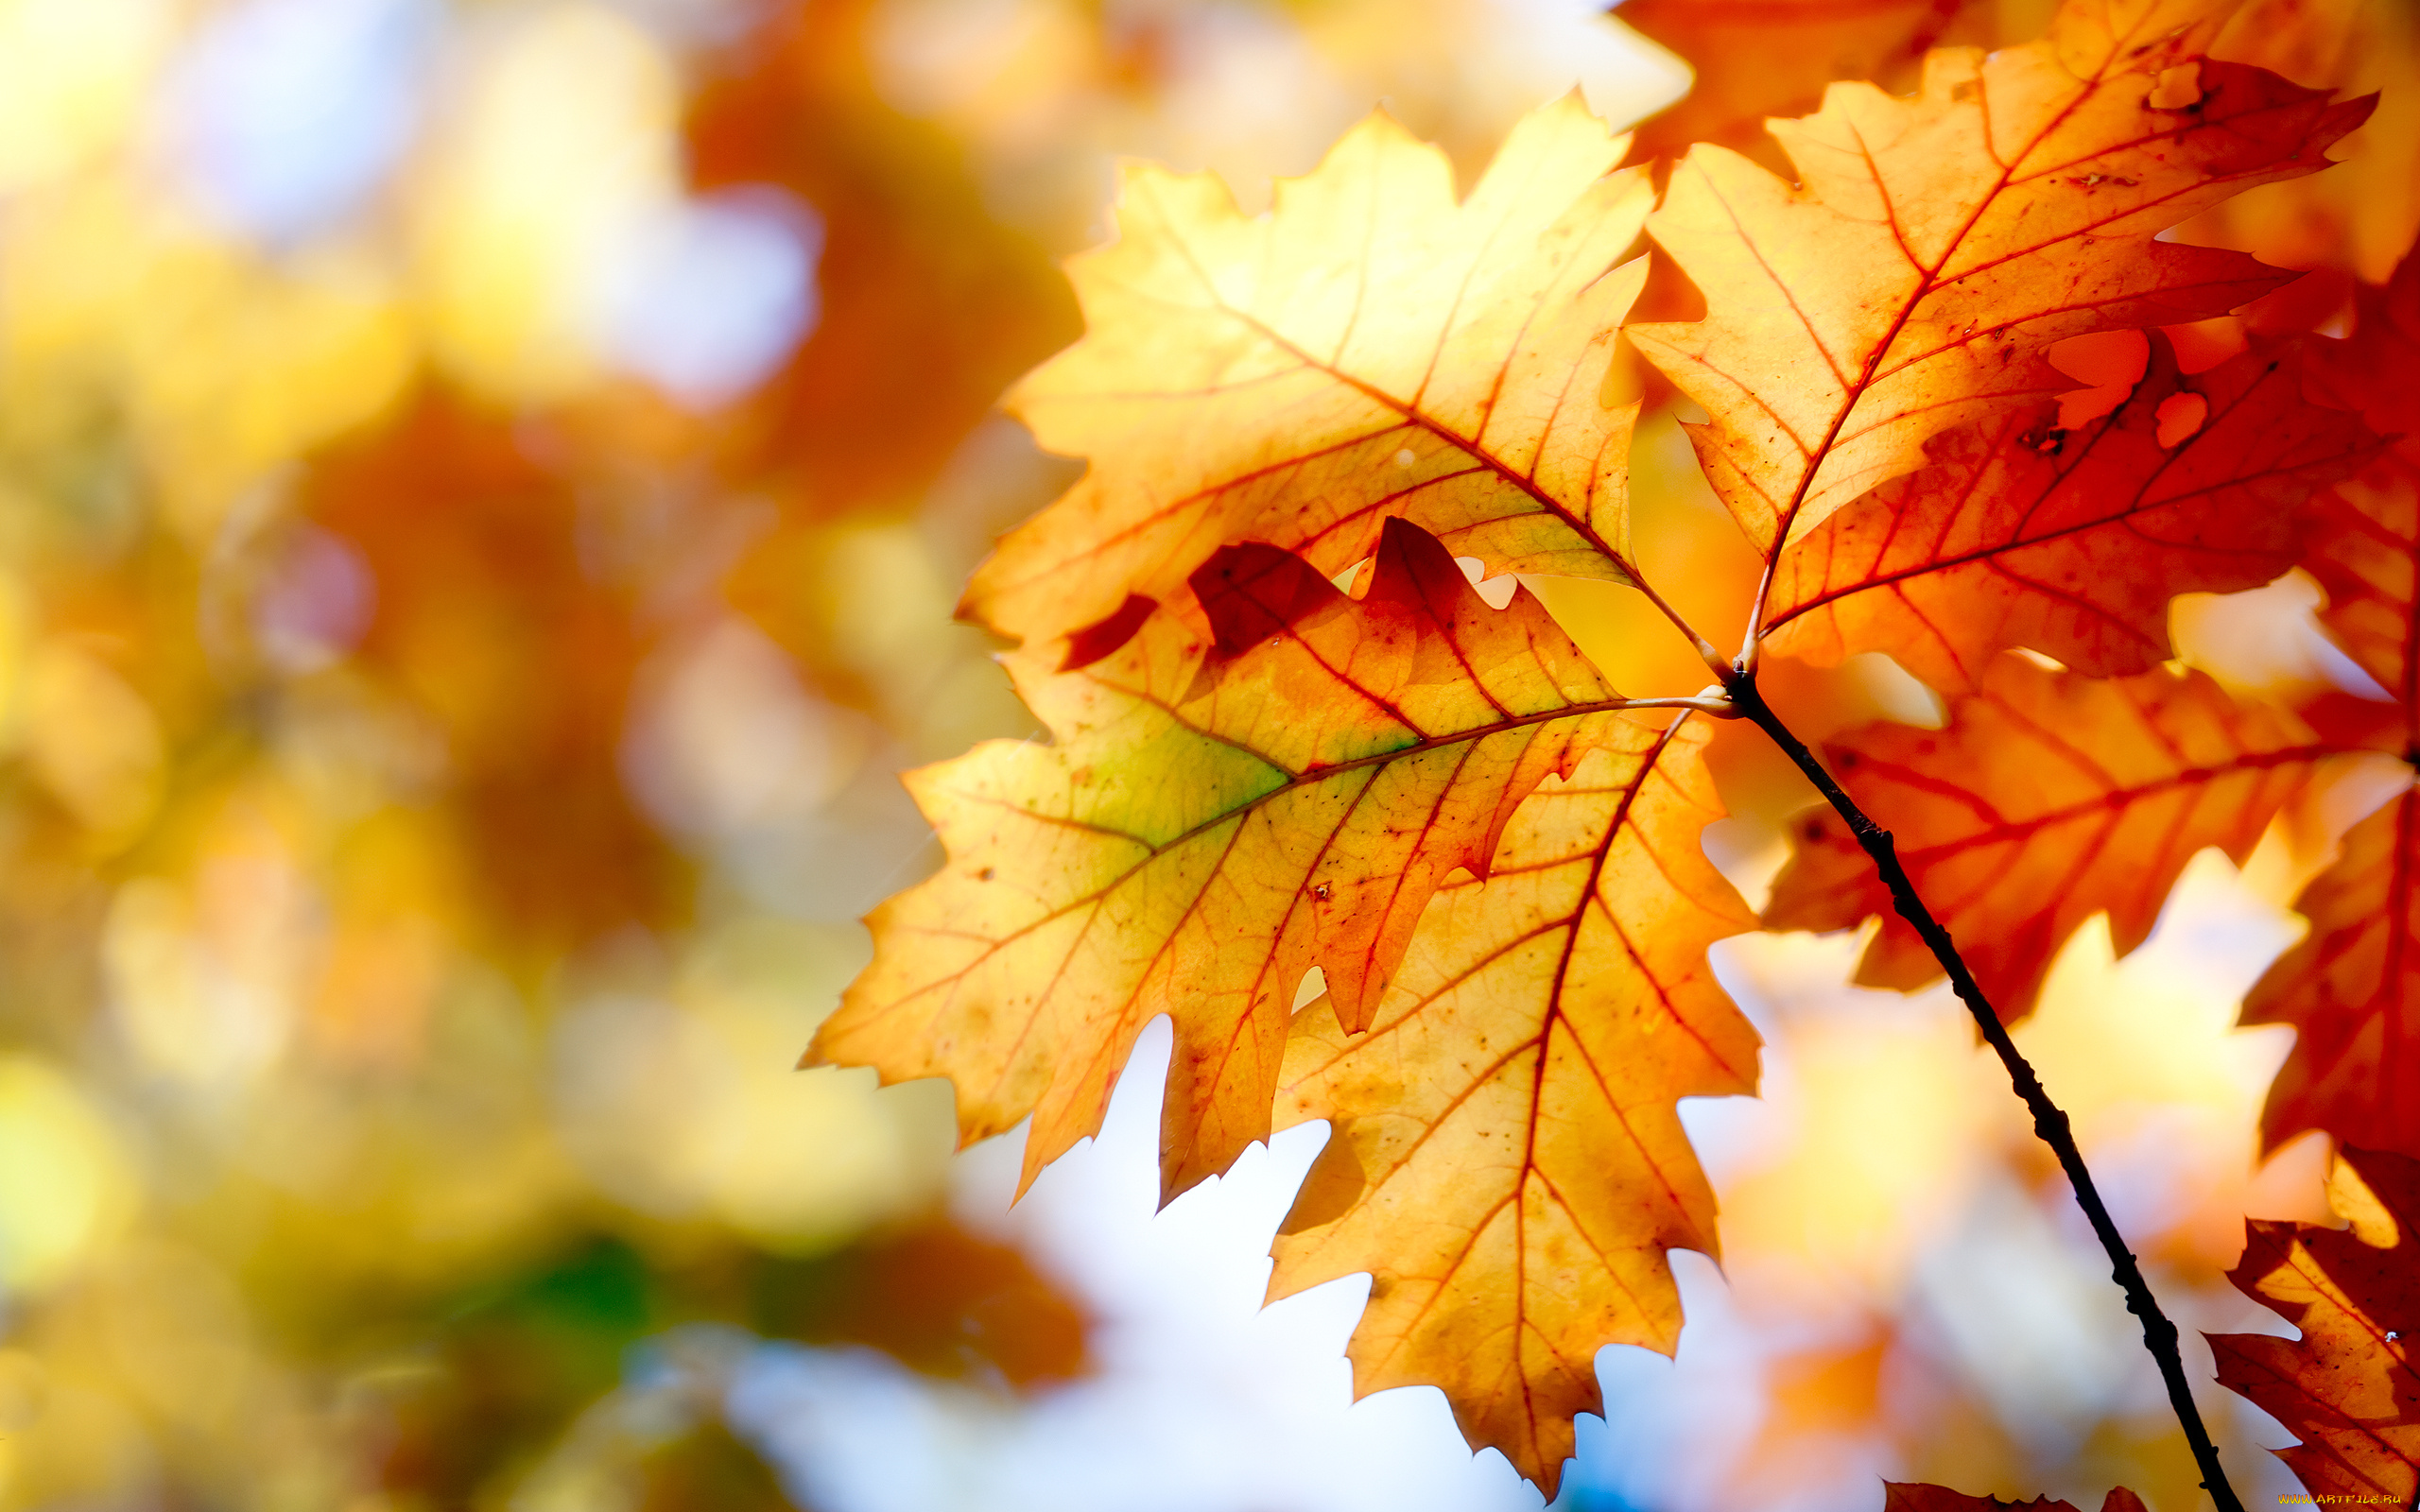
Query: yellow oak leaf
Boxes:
[
  {"xmin": 966, "ymin": 94, "xmax": 1654, "ymax": 662},
  {"xmin": 814, "ymin": 521, "xmax": 1655, "ymax": 1201},
  {"xmin": 2212, "ymin": 1145, "xmax": 2420, "ymax": 1502},
  {"xmin": 1268, "ymin": 719, "xmax": 1757, "ymax": 1494}
]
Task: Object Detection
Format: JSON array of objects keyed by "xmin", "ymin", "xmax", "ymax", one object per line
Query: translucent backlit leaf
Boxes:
[
  {"xmin": 1765, "ymin": 655, "xmax": 2338, "ymax": 1016},
  {"xmin": 1267, "ymin": 720, "xmax": 1757, "ymax": 1494},
  {"xmin": 820, "ymin": 521, "xmax": 1654, "ymax": 1200},
  {"xmin": 966, "ymin": 94, "xmax": 1655, "ymax": 660},
  {"xmin": 1763, "ymin": 334, "xmax": 2376, "ymax": 688},
  {"xmin": 2248, "ymin": 246, "xmax": 2420, "ymax": 1160},
  {"xmin": 2303, "ymin": 250, "xmax": 2420, "ymax": 720},
  {"xmin": 2243, "ymin": 787, "xmax": 2420, "ymax": 1159},
  {"xmin": 2211, "ymin": 1145, "xmax": 2420, "ymax": 1503},
  {"xmin": 1629, "ymin": 0, "xmax": 2371, "ymax": 558}
]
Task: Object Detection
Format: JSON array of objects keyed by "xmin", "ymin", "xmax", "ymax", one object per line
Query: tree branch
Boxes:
[{"xmin": 1725, "ymin": 669, "xmax": 2248, "ymax": 1512}]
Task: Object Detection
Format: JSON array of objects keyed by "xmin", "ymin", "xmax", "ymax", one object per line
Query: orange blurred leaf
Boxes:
[
  {"xmin": 302, "ymin": 391, "xmax": 691, "ymax": 948},
  {"xmin": 1268, "ymin": 719, "xmax": 1757, "ymax": 1495},
  {"xmin": 683, "ymin": 0, "xmax": 1080, "ymax": 513}
]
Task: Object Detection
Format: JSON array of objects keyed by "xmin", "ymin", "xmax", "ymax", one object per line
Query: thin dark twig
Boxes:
[{"xmin": 1725, "ymin": 670, "xmax": 2248, "ymax": 1512}]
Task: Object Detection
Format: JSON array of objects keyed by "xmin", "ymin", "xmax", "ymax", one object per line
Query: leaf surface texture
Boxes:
[
  {"xmin": 817, "ymin": 521, "xmax": 1648, "ymax": 1200},
  {"xmin": 1630, "ymin": 0, "xmax": 2370, "ymax": 558},
  {"xmin": 2211, "ymin": 1145, "xmax": 2420, "ymax": 1503},
  {"xmin": 1764, "ymin": 335, "xmax": 2375, "ymax": 687},
  {"xmin": 1267, "ymin": 720, "xmax": 1757, "ymax": 1494},
  {"xmin": 1765, "ymin": 655, "xmax": 2335, "ymax": 1016},
  {"xmin": 972, "ymin": 96, "xmax": 1654, "ymax": 659}
]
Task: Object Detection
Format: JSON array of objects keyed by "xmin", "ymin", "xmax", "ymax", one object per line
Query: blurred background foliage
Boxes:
[{"xmin": 0, "ymin": 0, "xmax": 2411, "ymax": 1508}]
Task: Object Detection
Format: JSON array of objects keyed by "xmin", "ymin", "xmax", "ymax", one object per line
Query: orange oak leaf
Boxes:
[
  {"xmin": 2305, "ymin": 447, "xmax": 2420, "ymax": 735},
  {"xmin": 1764, "ymin": 654, "xmax": 2340, "ymax": 1017},
  {"xmin": 815, "ymin": 520, "xmax": 1656, "ymax": 1201},
  {"xmin": 2210, "ymin": 1144, "xmax": 2420, "ymax": 1502},
  {"xmin": 1627, "ymin": 0, "xmax": 2372, "ymax": 562},
  {"xmin": 2243, "ymin": 248, "xmax": 2420, "ymax": 1160},
  {"xmin": 2302, "ymin": 251, "xmax": 2420, "ymax": 726},
  {"xmin": 1266, "ymin": 719, "xmax": 1757, "ymax": 1494},
  {"xmin": 1883, "ymin": 1486, "xmax": 2149, "ymax": 1512},
  {"xmin": 1611, "ymin": 0, "xmax": 2008, "ymax": 168},
  {"xmin": 964, "ymin": 94, "xmax": 1655, "ymax": 661},
  {"xmin": 2243, "ymin": 785, "xmax": 2420, "ymax": 1159},
  {"xmin": 2186, "ymin": 0, "xmax": 2420, "ymax": 281},
  {"xmin": 1761, "ymin": 333, "xmax": 2377, "ymax": 689},
  {"xmin": 2310, "ymin": 244, "xmax": 2420, "ymax": 444}
]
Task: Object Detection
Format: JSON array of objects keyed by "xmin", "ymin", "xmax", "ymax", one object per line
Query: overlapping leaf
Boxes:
[
  {"xmin": 816, "ymin": 520, "xmax": 1653, "ymax": 1200},
  {"xmin": 2304, "ymin": 455, "xmax": 2420, "ymax": 721},
  {"xmin": 1762, "ymin": 335, "xmax": 2377, "ymax": 689},
  {"xmin": 1765, "ymin": 655, "xmax": 2341, "ymax": 1016},
  {"xmin": 2305, "ymin": 249, "xmax": 2420, "ymax": 720},
  {"xmin": 2245, "ymin": 248, "xmax": 2420, "ymax": 1160},
  {"xmin": 2211, "ymin": 1144, "xmax": 2420, "ymax": 1503},
  {"xmin": 966, "ymin": 94, "xmax": 1656, "ymax": 661},
  {"xmin": 1629, "ymin": 0, "xmax": 2371, "ymax": 559},
  {"xmin": 2244, "ymin": 787, "xmax": 2420, "ymax": 1159},
  {"xmin": 1267, "ymin": 720, "xmax": 1757, "ymax": 1494}
]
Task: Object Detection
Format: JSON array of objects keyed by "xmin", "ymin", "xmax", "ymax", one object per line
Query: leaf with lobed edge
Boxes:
[
  {"xmin": 1628, "ymin": 0, "xmax": 2373, "ymax": 564},
  {"xmin": 969, "ymin": 94, "xmax": 1656, "ymax": 662},
  {"xmin": 1762, "ymin": 333, "xmax": 2377, "ymax": 689},
  {"xmin": 2211, "ymin": 1145, "xmax": 2420, "ymax": 1503},
  {"xmin": 1765, "ymin": 654, "xmax": 2347, "ymax": 1018},
  {"xmin": 818, "ymin": 520, "xmax": 1661, "ymax": 1203},
  {"xmin": 1267, "ymin": 718, "xmax": 1757, "ymax": 1495}
]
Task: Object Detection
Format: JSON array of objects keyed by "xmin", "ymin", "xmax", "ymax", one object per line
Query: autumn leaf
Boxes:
[
  {"xmin": 2311, "ymin": 239, "xmax": 2420, "ymax": 442},
  {"xmin": 1882, "ymin": 1484, "xmax": 2149, "ymax": 1512},
  {"xmin": 1628, "ymin": 0, "xmax": 2372, "ymax": 561},
  {"xmin": 1266, "ymin": 719, "xmax": 1757, "ymax": 1494},
  {"xmin": 1610, "ymin": 0, "xmax": 2013, "ymax": 168},
  {"xmin": 814, "ymin": 520, "xmax": 1657, "ymax": 1200},
  {"xmin": 2239, "ymin": 248, "xmax": 2420, "ymax": 1161},
  {"xmin": 682, "ymin": 0, "xmax": 1081, "ymax": 510},
  {"xmin": 1761, "ymin": 333, "xmax": 2376, "ymax": 689},
  {"xmin": 963, "ymin": 94, "xmax": 1656, "ymax": 661},
  {"xmin": 2242, "ymin": 786, "xmax": 2420, "ymax": 1159},
  {"xmin": 2210, "ymin": 1144, "xmax": 2420, "ymax": 1503},
  {"xmin": 2187, "ymin": 0, "xmax": 2420, "ymax": 279},
  {"xmin": 302, "ymin": 392, "xmax": 692, "ymax": 946},
  {"xmin": 2304, "ymin": 454, "xmax": 2420, "ymax": 727},
  {"xmin": 2301, "ymin": 251, "xmax": 2420, "ymax": 726},
  {"xmin": 1765, "ymin": 654, "xmax": 2342, "ymax": 1016}
]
